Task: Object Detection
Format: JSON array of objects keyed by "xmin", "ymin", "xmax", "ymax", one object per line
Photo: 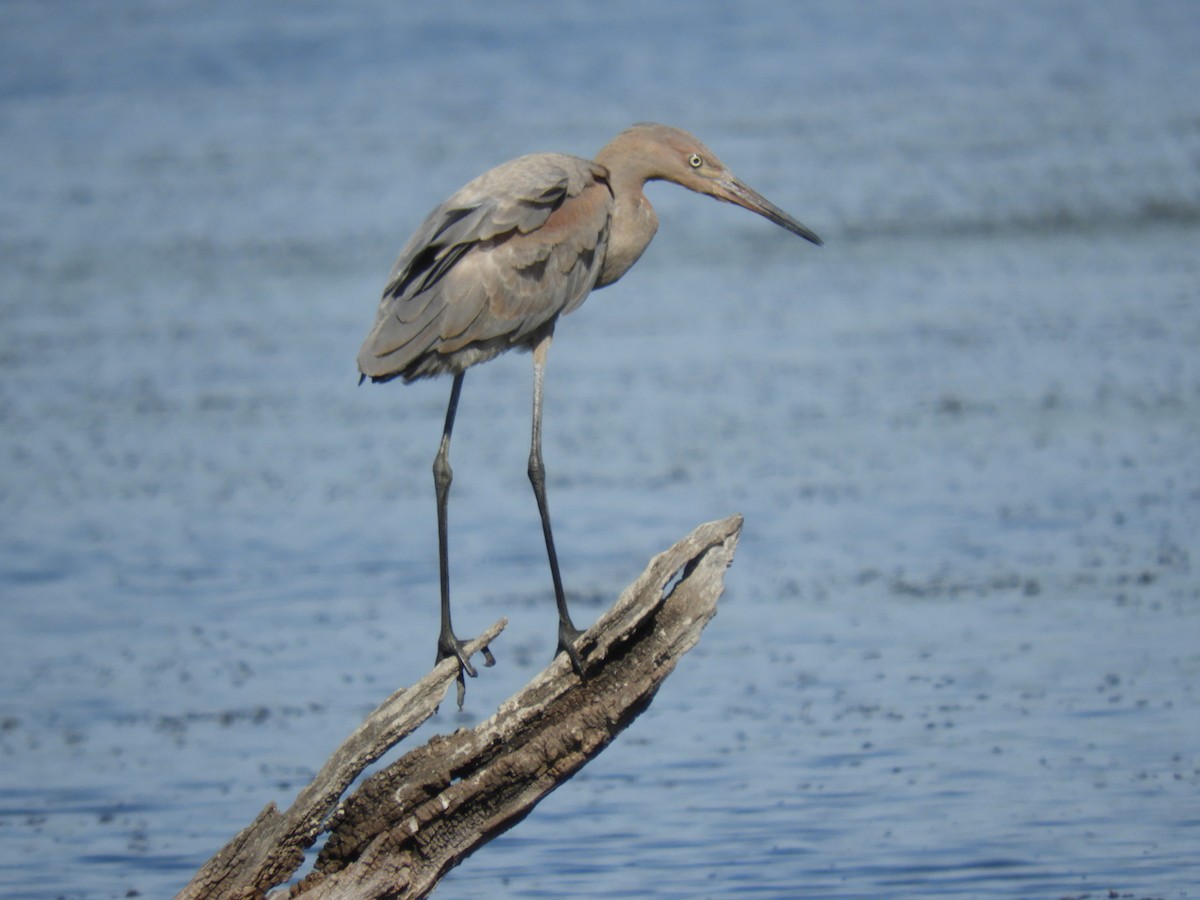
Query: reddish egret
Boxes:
[{"xmin": 358, "ymin": 123, "xmax": 821, "ymax": 692}]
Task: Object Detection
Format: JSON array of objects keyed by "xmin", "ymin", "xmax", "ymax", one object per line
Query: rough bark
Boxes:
[
  {"xmin": 176, "ymin": 514, "xmax": 742, "ymax": 900},
  {"xmin": 176, "ymin": 620, "xmax": 507, "ymax": 900}
]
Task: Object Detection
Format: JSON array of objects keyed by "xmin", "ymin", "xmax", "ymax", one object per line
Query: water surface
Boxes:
[{"xmin": 2, "ymin": 2, "xmax": 1198, "ymax": 897}]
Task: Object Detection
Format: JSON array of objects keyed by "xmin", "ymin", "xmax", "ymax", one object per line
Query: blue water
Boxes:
[{"xmin": 2, "ymin": 2, "xmax": 1198, "ymax": 897}]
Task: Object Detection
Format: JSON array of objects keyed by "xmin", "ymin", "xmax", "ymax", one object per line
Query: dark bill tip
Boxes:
[{"xmin": 719, "ymin": 176, "xmax": 823, "ymax": 246}]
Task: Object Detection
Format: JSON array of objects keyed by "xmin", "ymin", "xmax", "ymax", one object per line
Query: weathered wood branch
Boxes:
[
  {"xmin": 176, "ymin": 621, "xmax": 507, "ymax": 900},
  {"xmin": 177, "ymin": 514, "xmax": 743, "ymax": 900}
]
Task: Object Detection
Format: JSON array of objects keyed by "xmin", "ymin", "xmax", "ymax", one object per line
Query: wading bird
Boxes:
[{"xmin": 358, "ymin": 123, "xmax": 821, "ymax": 695}]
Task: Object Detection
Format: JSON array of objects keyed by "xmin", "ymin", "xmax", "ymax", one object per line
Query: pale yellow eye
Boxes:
[{"xmin": 688, "ymin": 153, "xmax": 703, "ymax": 169}]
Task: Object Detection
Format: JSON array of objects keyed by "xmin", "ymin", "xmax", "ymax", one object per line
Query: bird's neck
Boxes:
[{"xmin": 595, "ymin": 166, "xmax": 660, "ymax": 289}]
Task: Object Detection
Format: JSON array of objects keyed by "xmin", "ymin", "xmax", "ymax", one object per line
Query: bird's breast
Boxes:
[{"xmin": 596, "ymin": 194, "xmax": 658, "ymax": 288}]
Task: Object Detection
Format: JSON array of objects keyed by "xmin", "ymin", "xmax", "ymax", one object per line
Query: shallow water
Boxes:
[{"xmin": 2, "ymin": 2, "xmax": 1199, "ymax": 897}]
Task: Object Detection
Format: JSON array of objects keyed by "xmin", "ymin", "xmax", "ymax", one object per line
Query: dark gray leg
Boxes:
[
  {"xmin": 528, "ymin": 335, "xmax": 585, "ymax": 676},
  {"xmin": 433, "ymin": 373, "xmax": 493, "ymax": 699}
]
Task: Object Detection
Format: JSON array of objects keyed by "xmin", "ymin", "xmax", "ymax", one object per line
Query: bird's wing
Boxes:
[{"xmin": 358, "ymin": 153, "xmax": 611, "ymax": 380}]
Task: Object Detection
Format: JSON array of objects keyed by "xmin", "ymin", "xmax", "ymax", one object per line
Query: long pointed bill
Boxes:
[{"xmin": 714, "ymin": 175, "xmax": 823, "ymax": 246}]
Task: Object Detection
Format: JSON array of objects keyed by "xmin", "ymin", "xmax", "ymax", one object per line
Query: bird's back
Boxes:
[{"xmin": 358, "ymin": 153, "xmax": 613, "ymax": 383}]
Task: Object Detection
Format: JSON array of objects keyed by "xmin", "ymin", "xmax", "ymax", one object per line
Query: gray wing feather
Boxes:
[{"xmin": 358, "ymin": 153, "xmax": 611, "ymax": 381}]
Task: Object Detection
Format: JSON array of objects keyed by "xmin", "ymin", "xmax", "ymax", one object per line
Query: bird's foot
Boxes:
[
  {"xmin": 557, "ymin": 619, "xmax": 587, "ymax": 681},
  {"xmin": 437, "ymin": 629, "xmax": 496, "ymax": 709}
]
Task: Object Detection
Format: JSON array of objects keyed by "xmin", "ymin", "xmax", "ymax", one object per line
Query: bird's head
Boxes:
[{"xmin": 604, "ymin": 123, "xmax": 823, "ymax": 246}]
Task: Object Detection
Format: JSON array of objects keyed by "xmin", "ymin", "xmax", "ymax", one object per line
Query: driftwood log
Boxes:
[{"xmin": 177, "ymin": 514, "xmax": 742, "ymax": 900}]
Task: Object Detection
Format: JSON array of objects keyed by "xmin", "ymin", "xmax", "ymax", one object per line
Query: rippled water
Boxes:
[{"xmin": 2, "ymin": 2, "xmax": 1199, "ymax": 897}]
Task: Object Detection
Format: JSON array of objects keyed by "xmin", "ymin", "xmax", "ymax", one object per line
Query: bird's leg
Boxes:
[
  {"xmin": 527, "ymin": 335, "xmax": 585, "ymax": 677},
  {"xmin": 433, "ymin": 373, "xmax": 494, "ymax": 702}
]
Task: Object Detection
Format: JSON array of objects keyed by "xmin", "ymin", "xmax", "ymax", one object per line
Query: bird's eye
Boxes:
[{"xmin": 688, "ymin": 153, "xmax": 703, "ymax": 169}]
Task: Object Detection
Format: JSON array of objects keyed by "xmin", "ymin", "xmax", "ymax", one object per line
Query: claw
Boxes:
[
  {"xmin": 557, "ymin": 619, "xmax": 586, "ymax": 680},
  {"xmin": 437, "ymin": 632, "xmax": 478, "ymax": 679},
  {"xmin": 438, "ymin": 630, "xmax": 497, "ymax": 710},
  {"xmin": 439, "ymin": 632, "xmax": 476, "ymax": 711}
]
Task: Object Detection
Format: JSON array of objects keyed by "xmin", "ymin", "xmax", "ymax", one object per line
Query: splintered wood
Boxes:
[{"xmin": 176, "ymin": 515, "xmax": 741, "ymax": 900}]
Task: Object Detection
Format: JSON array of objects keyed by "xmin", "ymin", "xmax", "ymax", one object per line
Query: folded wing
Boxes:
[{"xmin": 358, "ymin": 153, "xmax": 612, "ymax": 382}]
